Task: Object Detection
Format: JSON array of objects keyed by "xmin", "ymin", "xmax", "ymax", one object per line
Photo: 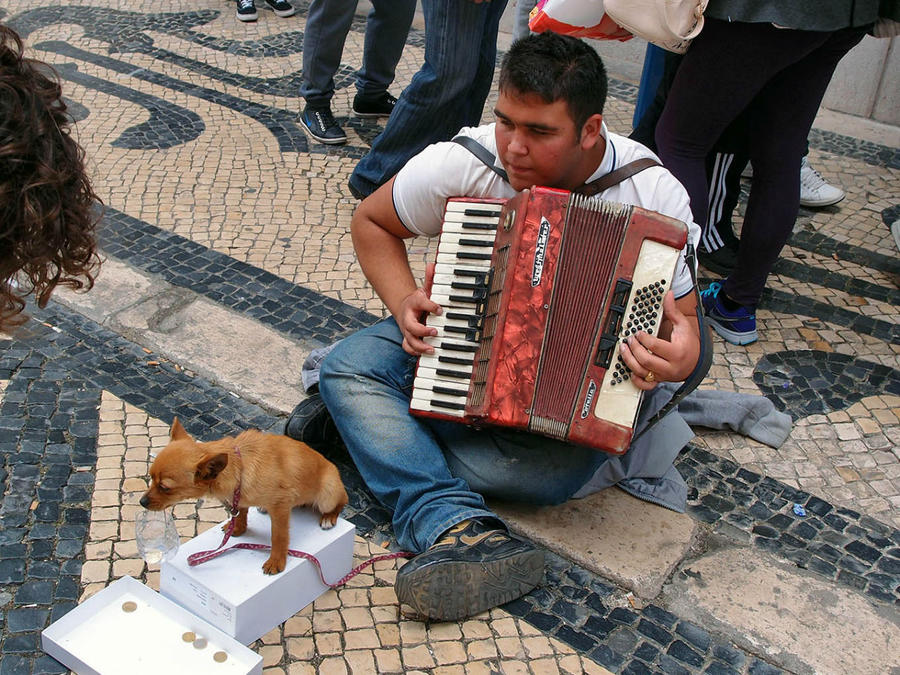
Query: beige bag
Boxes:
[{"xmin": 604, "ymin": 0, "xmax": 708, "ymax": 53}]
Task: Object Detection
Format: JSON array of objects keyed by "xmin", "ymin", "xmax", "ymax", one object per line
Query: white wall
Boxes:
[{"xmin": 823, "ymin": 36, "xmax": 899, "ymax": 126}]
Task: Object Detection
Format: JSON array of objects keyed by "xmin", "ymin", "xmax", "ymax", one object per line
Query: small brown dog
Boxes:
[{"xmin": 140, "ymin": 418, "xmax": 348, "ymax": 574}]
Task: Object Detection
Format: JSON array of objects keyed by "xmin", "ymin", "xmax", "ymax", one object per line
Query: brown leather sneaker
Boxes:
[{"xmin": 395, "ymin": 519, "xmax": 544, "ymax": 621}]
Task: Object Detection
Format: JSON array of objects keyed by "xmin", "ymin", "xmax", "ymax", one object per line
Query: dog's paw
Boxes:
[
  {"xmin": 229, "ymin": 523, "xmax": 247, "ymax": 537},
  {"xmin": 262, "ymin": 557, "xmax": 285, "ymax": 575},
  {"xmin": 318, "ymin": 516, "xmax": 337, "ymax": 530}
]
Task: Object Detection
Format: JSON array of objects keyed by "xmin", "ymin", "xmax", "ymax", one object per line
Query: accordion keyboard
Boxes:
[{"xmin": 409, "ymin": 200, "xmax": 503, "ymax": 418}]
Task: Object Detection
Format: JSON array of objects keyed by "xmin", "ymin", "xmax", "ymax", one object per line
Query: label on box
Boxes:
[{"xmin": 187, "ymin": 579, "xmax": 235, "ymax": 633}]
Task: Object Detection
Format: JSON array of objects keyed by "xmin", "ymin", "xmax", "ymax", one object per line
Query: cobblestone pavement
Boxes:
[{"xmin": 0, "ymin": 1, "xmax": 898, "ymax": 673}]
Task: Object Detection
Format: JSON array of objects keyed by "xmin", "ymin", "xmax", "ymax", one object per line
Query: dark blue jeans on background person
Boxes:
[
  {"xmin": 348, "ymin": 0, "xmax": 509, "ymax": 198},
  {"xmin": 299, "ymin": 0, "xmax": 415, "ymax": 108},
  {"xmin": 655, "ymin": 18, "xmax": 866, "ymax": 309},
  {"xmin": 632, "ymin": 44, "xmax": 668, "ymax": 131}
]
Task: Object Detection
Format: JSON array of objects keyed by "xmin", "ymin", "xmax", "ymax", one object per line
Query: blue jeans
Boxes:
[
  {"xmin": 513, "ymin": 0, "xmax": 537, "ymax": 41},
  {"xmin": 348, "ymin": 0, "xmax": 509, "ymax": 196},
  {"xmin": 317, "ymin": 319, "xmax": 670, "ymax": 553},
  {"xmin": 300, "ymin": 0, "xmax": 415, "ymax": 107}
]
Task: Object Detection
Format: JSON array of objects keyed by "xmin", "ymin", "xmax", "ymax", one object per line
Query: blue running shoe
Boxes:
[{"xmin": 700, "ymin": 282, "xmax": 758, "ymax": 345}]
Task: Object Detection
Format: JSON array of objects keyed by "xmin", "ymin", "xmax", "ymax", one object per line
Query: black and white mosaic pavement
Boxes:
[
  {"xmin": 2, "ymin": 206, "xmax": 898, "ymax": 672},
  {"xmin": 1, "ymin": 2, "xmax": 898, "ymax": 673},
  {"xmin": 12, "ymin": 4, "xmax": 425, "ymax": 158},
  {"xmin": 2, "ymin": 299, "xmax": 898, "ymax": 673}
]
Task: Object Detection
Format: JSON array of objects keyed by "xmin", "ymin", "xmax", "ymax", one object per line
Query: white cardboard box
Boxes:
[
  {"xmin": 161, "ymin": 507, "xmax": 355, "ymax": 644},
  {"xmin": 41, "ymin": 575, "xmax": 263, "ymax": 675}
]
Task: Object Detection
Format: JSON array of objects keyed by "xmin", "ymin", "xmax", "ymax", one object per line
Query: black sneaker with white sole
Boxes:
[
  {"xmin": 263, "ymin": 0, "xmax": 296, "ymax": 17},
  {"xmin": 395, "ymin": 518, "xmax": 544, "ymax": 621},
  {"xmin": 352, "ymin": 92, "xmax": 397, "ymax": 119},
  {"xmin": 300, "ymin": 105, "xmax": 347, "ymax": 145},
  {"xmin": 235, "ymin": 0, "xmax": 257, "ymax": 21}
]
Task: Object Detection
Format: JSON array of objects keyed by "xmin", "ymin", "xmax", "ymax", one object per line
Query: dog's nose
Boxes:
[{"xmin": 139, "ymin": 495, "xmax": 150, "ymax": 508}]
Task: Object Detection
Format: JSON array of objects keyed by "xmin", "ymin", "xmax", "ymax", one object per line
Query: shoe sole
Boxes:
[
  {"xmin": 353, "ymin": 109, "xmax": 391, "ymax": 119},
  {"xmin": 299, "ymin": 122, "xmax": 347, "ymax": 145},
  {"xmin": 283, "ymin": 397, "xmax": 341, "ymax": 446},
  {"xmin": 708, "ymin": 316, "xmax": 758, "ymax": 345},
  {"xmin": 799, "ymin": 193, "xmax": 845, "ymax": 208},
  {"xmin": 395, "ymin": 548, "xmax": 544, "ymax": 621},
  {"xmin": 236, "ymin": 11, "xmax": 258, "ymax": 21},
  {"xmin": 262, "ymin": 4, "xmax": 296, "ymax": 16}
]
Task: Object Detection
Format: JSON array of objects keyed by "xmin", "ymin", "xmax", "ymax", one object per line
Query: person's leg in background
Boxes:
[
  {"xmin": 348, "ymin": 0, "xmax": 509, "ymax": 199},
  {"xmin": 654, "ymin": 20, "xmax": 860, "ymax": 344},
  {"xmin": 696, "ymin": 107, "xmax": 752, "ymax": 276},
  {"xmin": 351, "ymin": 0, "xmax": 416, "ymax": 118},
  {"xmin": 299, "ymin": 0, "xmax": 358, "ymax": 144},
  {"xmin": 719, "ymin": 26, "xmax": 867, "ymax": 314},
  {"xmin": 629, "ymin": 39, "xmax": 837, "ymax": 280},
  {"xmin": 512, "ymin": 0, "xmax": 537, "ymax": 41},
  {"xmin": 747, "ymin": 137, "xmax": 847, "ymax": 207},
  {"xmin": 630, "ymin": 44, "xmax": 745, "ymax": 276},
  {"xmin": 457, "ymin": 0, "xmax": 507, "ymax": 127},
  {"xmin": 698, "ymin": 149, "xmax": 746, "ymax": 275},
  {"xmin": 654, "ymin": 19, "xmax": 822, "ymax": 233},
  {"xmin": 630, "ymin": 43, "xmax": 673, "ymax": 148},
  {"xmin": 629, "ymin": 47, "xmax": 683, "ymax": 152}
]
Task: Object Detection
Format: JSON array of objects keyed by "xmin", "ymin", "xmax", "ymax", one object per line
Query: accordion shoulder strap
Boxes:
[
  {"xmin": 577, "ymin": 157, "xmax": 661, "ymax": 196},
  {"xmin": 451, "ymin": 135, "xmax": 509, "ymax": 182},
  {"xmin": 450, "ymin": 136, "xmax": 660, "ymax": 195}
]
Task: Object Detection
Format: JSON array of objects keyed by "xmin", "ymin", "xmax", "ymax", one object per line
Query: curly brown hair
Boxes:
[{"xmin": 0, "ymin": 23, "xmax": 101, "ymax": 332}]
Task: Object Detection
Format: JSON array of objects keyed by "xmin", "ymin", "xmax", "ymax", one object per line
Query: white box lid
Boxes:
[{"xmin": 41, "ymin": 576, "xmax": 263, "ymax": 675}]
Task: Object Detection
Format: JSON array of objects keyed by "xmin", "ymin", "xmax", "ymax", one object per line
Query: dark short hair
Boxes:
[
  {"xmin": 499, "ymin": 32, "xmax": 608, "ymax": 131},
  {"xmin": 0, "ymin": 24, "xmax": 101, "ymax": 330}
]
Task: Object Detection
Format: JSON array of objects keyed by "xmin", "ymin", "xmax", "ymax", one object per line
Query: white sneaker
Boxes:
[{"xmin": 799, "ymin": 157, "xmax": 844, "ymax": 208}]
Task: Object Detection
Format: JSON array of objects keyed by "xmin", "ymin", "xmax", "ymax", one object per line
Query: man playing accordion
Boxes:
[{"xmin": 287, "ymin": 32, "xmax": 702, "ymax": 621}]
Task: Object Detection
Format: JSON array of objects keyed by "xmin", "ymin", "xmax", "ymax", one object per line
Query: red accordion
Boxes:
[{"xmin": 410, "ymin": 187, "xmax": 688, "ymax": 454}]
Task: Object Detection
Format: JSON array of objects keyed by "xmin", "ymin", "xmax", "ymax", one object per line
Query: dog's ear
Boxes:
[
  {"xmin": 195, "ymin": 453, "xmax": 229, "ymax": 483},
  {"xmin": 171, "ymin": 417, "xmax": 191, "ymax": 441}
]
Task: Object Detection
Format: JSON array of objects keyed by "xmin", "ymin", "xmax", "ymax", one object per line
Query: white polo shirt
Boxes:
[{"xmin": 392, "ymin": 122, "xmax": 702, "ymax": 299}]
